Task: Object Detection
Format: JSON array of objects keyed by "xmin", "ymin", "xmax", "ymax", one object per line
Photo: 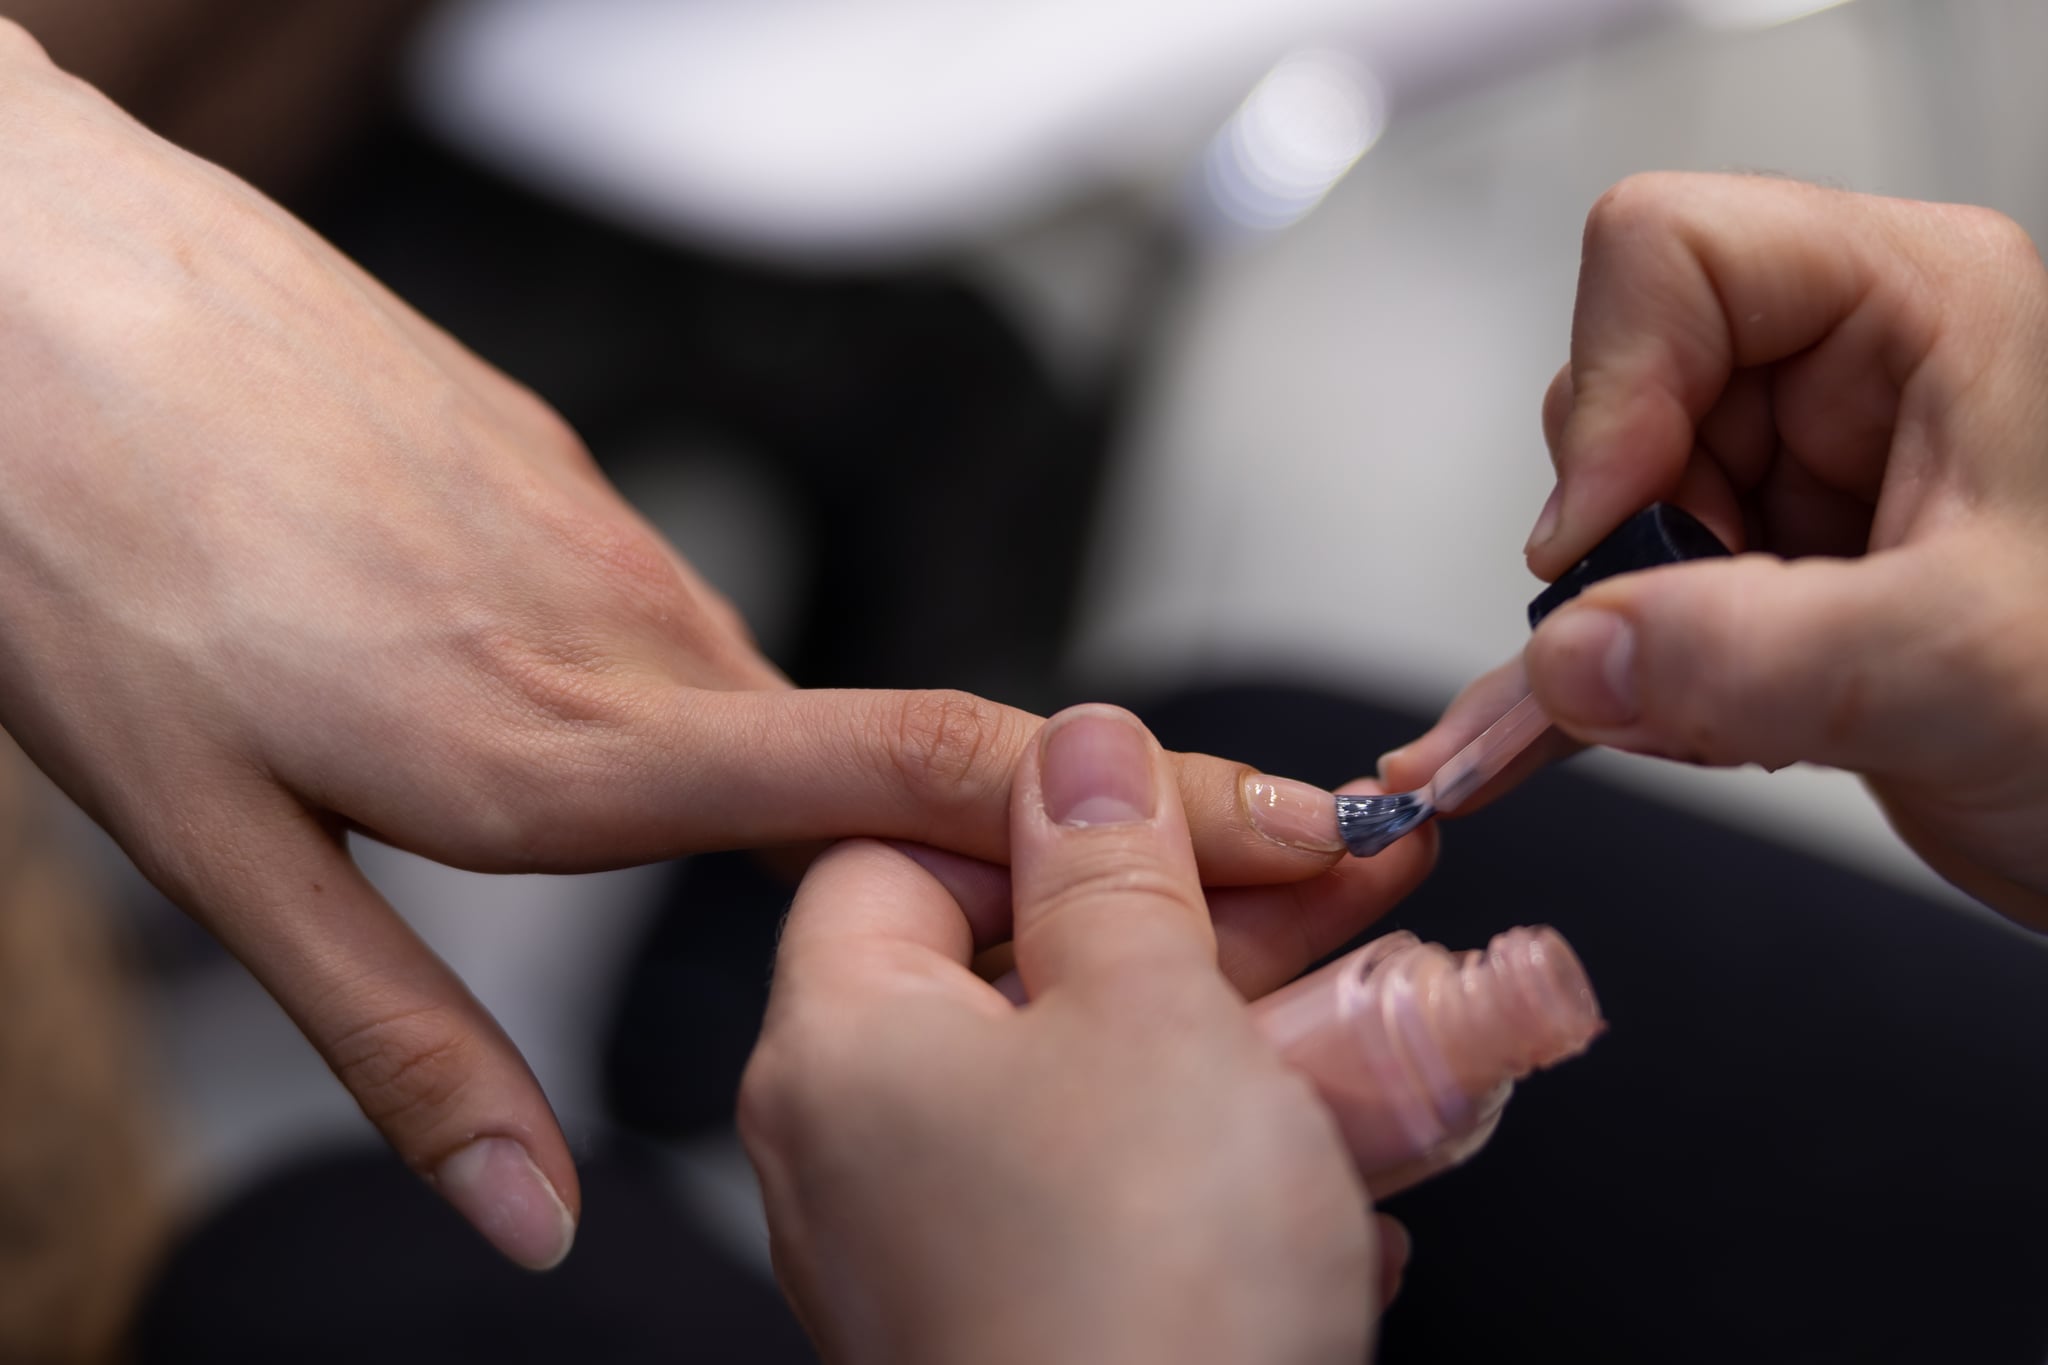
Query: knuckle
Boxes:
[
  {"xmin": 1027, "ymin": 859, "xmax": 1202, "ymax": 942},
  {"xmin": 736, "ymin": 1016, "xmax": 861, "ymax": 1163},
  {"xmin": 324, "ymin": 1004, "xmax": 484, "ymax": 1138},
  {"xmin": 883, "ymin": 689, "xmax": 1013, "ymax": 801}
]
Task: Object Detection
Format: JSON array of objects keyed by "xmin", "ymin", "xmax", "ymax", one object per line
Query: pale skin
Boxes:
[
  {"xmin": 1388, "ymin": 173, "xmax": 2048, "ymax": 929},
  {"xmin": 0, "ymin": 22, "xmax": 1435, "ymax": 1268},
  {"xmin": 755, "ymin": 176, "xmax": 2048, "ymax": 1362},
  {"xmin": 742, "ymin": 706, "xmax": 1407, "ymax": 1365}
]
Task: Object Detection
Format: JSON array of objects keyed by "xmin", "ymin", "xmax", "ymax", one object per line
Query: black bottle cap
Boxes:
[{"xmin": 1526, "ymin": 503, "xmax": 1732, "ymax": 630}]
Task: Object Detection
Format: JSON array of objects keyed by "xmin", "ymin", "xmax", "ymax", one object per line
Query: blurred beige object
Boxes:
[{"xmin": 0, "ymin": 736, "xmax": 166, "ymax": 1365}]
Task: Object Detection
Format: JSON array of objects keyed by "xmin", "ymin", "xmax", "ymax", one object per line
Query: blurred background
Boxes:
[{"xmin": 6, "ymin": 0, "xmax": 2048, "ymax": 1360}]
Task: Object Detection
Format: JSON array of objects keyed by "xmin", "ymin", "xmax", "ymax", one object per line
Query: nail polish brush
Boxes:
[{"xmin": 1336, "ymin": 502, "xmax": 1731, "ymax": 856}]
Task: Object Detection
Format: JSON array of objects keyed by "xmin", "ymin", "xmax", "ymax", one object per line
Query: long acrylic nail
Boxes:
[
  {"xmin": 435, "ymin": 1137, "xmax": 576, "ymax": 1271},
  {"xmin": 1242, "ymin": 774, "xmax": 1344, "ymax": 853},
  {"xmin": 1040, "ymin": 707, "xmax": 1156, "ymax": 828}
]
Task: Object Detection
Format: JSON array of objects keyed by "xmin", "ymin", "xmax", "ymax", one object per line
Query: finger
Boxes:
[
  {"xmin": 885, "ymin": 842, "xmax": 1013, "ymax": 954},
  {"xmin": 766, "ymin": 838, "xmax": 1001, "ymax": 1021},
  {"xmin": 1374, "ymin": 658, "xmax": 1580, "ymax": 813},
  {"xmin": 582, "ymin": 688, "xmax": 1345, "ymax": 885},
  {"xmin": 1210, "ymin": 778, "xmax": 1438, "ymax": 999},
  {"xmin": 962, "ymin": 782, "xmax": 1435, "ymax": 1006},
  {"xmin": 1376, "ymin": 1215, "xmax": 1411, "ymax": 1309},
  {"xmin": 1525, "ymin": 544, "xmax": 1999, "ymax": 779},
  {"xmin": 1540, "ymin": 362, "xmax": 1572, "ymax": 456},
  {"xmin": 1526, "ymin": 173, "xmax": 1937, "ymax": 578},
  {"xmin": 1009, "ymin": 704, "xmax": 1211, "ymax": 995},
  {"xmin": 174, "ymin": 794, "xmax": 579, "ymax": 1271}
]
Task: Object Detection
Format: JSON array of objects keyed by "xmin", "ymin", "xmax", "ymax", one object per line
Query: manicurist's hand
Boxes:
[
  {"xmin": 742, "ymin": 706, "xmax": 1408, "ymax": 1365},
  {"xmin": 0, "ymin": 23, "xmax": 1432, "ymax": 1267},
  {"xmin": 1388, "ymin": 173, "xmax": 2048, "ymax": 927}
]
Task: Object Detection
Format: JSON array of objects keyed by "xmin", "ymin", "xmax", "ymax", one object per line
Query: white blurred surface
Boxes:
[{"xmin": 411, "ymin": 0, "xmax": 1674, "ymax": 263}]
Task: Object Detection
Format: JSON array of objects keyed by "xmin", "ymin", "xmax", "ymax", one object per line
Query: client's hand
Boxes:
[
  {"xmin": 0, "ymin": 23, "xmax": 1433, "ymax": 1268},
  {"xmin": 1389, "ymin": 174, "xmax": 2048, "ymax": 927},
  {"xmin": 741, "ymin": 706, "xmax": 1404, "ymax": 1365}
]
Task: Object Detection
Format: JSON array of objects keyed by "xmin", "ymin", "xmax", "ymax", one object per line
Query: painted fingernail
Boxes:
[
  {"xmin": 1242, "ymin": 774, "xmax": 1344, "ymax": 853},
  {"xmin": 1040, "ymin": 706, "xmax": 1156, "ymax": 828},
  {"xmin": 1538, "ymin": 609, "xmax": 1638, "ymax": 727},
  {"xmin": 1525, "ymin": 485, "xmax": 1564, "ymax": 558},
  {"xmin": 435, "ymin": 1137, "xmax": 577, "ymax": 1271}
]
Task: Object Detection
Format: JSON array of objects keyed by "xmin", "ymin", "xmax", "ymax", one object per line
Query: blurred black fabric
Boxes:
[{"xmin": 132, "ymin": 1141, "xmax": 815, "ymax": 1364}]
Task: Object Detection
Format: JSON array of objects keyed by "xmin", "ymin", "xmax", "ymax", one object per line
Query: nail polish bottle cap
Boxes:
[{"xmin": 1527, "ymin": 502, "xmax": 1731, "ymax": 629}]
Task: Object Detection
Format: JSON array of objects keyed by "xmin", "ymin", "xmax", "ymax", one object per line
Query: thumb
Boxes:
[
  {"xmin": 1009, "ymin": 704, "xmax": 1213, "ymax": 997},
  {"xmin": 1525, "ymin": 549, "xmax": 1977, "ymax": 780}
]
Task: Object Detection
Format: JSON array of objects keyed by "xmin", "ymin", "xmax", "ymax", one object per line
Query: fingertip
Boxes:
[
  {"xmin": 433, "ymin": 1136, "xmax": 579, "ymax": 1272},
  {"xmin": 1011, "ymin": 704, "xmax": 1208, "ymax": 989},
  {"xmin": 1240, "ymin": 772, "xmax": 1346, "ymax": 856},
  {"xmin": 1527, "ymin": 606, "xmax": 1641, "ymax": 734},
  {"xmin": 1033, "ymin": 704, "xmax": 1162, "ymax": 830},
  {"xmin": 1376, "ymin": 1214, "xmax": 1412, "ymax": 1307}
]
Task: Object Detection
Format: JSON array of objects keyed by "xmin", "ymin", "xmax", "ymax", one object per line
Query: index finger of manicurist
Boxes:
[
  {"xmin": 1529, "ymin": 173, "xmax": 1913, "ymax": 578},
  {"xmin": 1009, "ymin": 705, "xmax": 1214, "ymax": 997}
]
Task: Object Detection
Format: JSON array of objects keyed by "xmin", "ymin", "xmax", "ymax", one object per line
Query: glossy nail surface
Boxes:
[{"xmin": 1243, "ymin": 775, "xmax": 1345, "ymax": 853}]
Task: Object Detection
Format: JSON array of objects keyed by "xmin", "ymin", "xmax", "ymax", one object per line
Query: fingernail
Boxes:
[
  {"xmin": 1039, "ymin": 706, "xmax": 1156, "ymax": 827},
  {"xmin": 1525, "ymin": 485, "xmax": 1563, "ymax": 558},
  {"xmin": 435, "ymin": 1137, "xmax": 576, "ymax": 1271},
  {"xmin": 992, "ymin": 969, "xmax": 1029, "ymax": 1007},
  {"xmin": 1374, "ymin": 748, "xmax": 1405, "ymax": 786},
  {"xmin": 1538, "ymin": 609, "xmax": 1638, "ymax": 727},
  {"xmin": 1242, "ymin": 774, "xmax": 1344, "ymax": 853}
]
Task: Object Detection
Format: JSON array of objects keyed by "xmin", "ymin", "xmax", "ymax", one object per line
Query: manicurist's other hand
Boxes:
[
  {"xmin": 0, "ymin": 24, "xmax": 1433, "ymax": 1266},
  {"xmin": 742, "ymin": 706, "xmax": 1407, "ymax": 1365},
  {"xmin": 1390, "ymin": 173, "xmax": 2048, "ymax": 927}
]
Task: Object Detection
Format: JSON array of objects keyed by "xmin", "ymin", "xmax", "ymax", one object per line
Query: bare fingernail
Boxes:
[
  {"xmin": 435, "ymin": 1137, "xmax": 576, "ymax": 1271},
  {"xmin": 1537, "ymin": 609, "xmax": 1638, "ymax": 727},
  {"xmin": 1242, "ymin": 774, "xmax": 1344, "ymax": 853},
  {"xmin": 1040, "ymin": 706, "xmax": 1156, "ymax": 828},
  {"xmin": 1525, "ymin": 485, "xmax": 1564, "ymax": 558},
  {"xmin": 1375, "ymin": 748, "xmax": 1406, "ymax": 786}
]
